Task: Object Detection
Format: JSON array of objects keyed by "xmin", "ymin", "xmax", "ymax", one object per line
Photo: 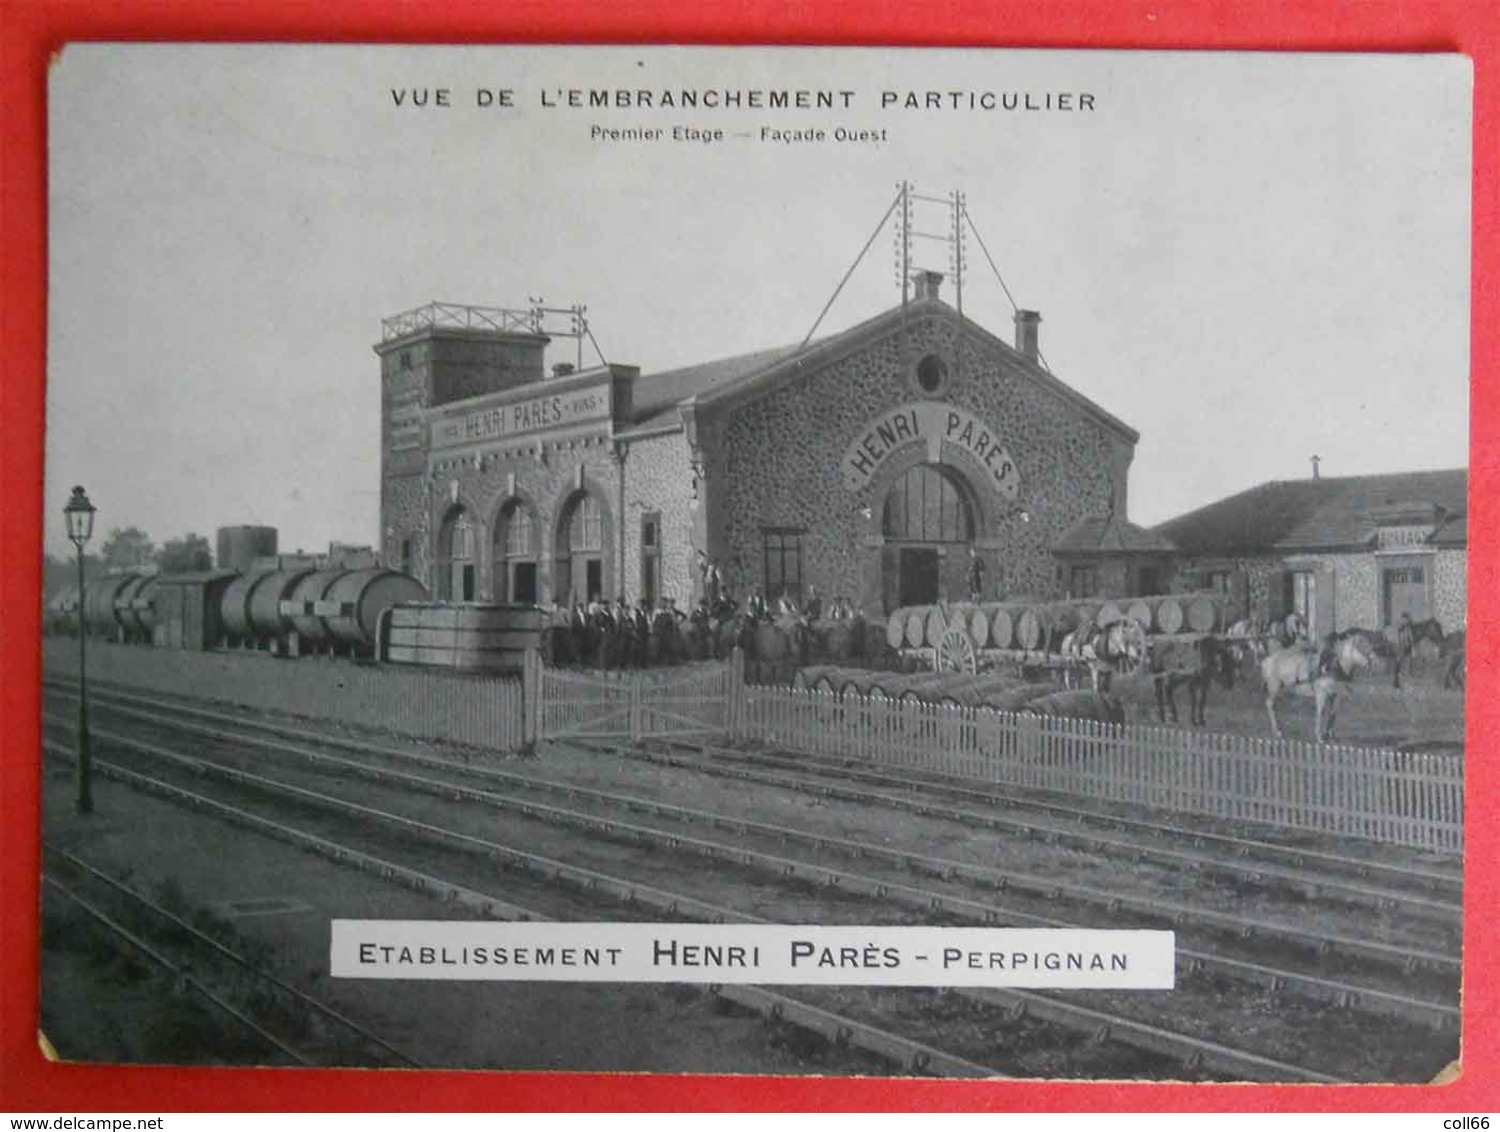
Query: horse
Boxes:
[
  {"xmin": 1439, "ymin": 629, "xmax": 1466, "ymax": 689},
  {"xmin": 1060, "ymin": 619, "xmax": 1148, "ymax": 692},
  {"xmin": 1149, "ymin": 635, "xmax": 1235, "ymax": 727},
  {"xmin": 1332, "ymin": 626, "xmax": 1401, "ymax": 687},
  {"xmin": 1398, "ymin": 617, "xmax": 1446, "ymax": 660},
  {"xmin": 1262, "ymin": 634, "xmax": 1376, "ymax": 741}
]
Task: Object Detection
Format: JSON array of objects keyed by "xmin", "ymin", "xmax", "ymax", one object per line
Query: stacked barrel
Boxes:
[{"xmin": 884, "ymin": 590, "xmax": 1236, "ymax": 656}]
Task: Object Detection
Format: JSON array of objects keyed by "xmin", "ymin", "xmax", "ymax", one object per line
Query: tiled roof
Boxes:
[
  {"xmin": 1054, "ymin": 515, "xmax": 1177, "ymax": 555},
  {"xmin": 1152, "ymin": 468, "xmax": 1468, "ymax": 554},
  {"xmin": 1430, "ymin": 512, "xmax": 1468, "ymax": 547},
  {"xmin": 626, "ymin": 343, "xmax": 805, "ymax": 424},
  {"xmin": 620, "ymin": 297, "xmax": 1139, "ymax": 445}
]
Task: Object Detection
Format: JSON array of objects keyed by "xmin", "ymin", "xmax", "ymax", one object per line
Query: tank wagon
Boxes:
[{"xmin": 50, "ymin": 563, "xmax": 429, "ymax": 661}]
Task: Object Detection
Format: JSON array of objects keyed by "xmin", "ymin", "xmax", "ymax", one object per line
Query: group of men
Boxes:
[
  {"xmin": 548, "ymin": 582, "xmax": 868, "ymax": 669},
  {"xmin": 555, "ymin": 595, "xmax": 689, "ymax": 669},
  {"xmin": 738, "ymin": 585, "xmax": 863, "ymax": 625}
]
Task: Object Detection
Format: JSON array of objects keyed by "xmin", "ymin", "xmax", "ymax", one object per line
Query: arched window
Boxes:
[
  {"xmin": 554, "ymin": 491, "xmax": 608, "ymax": 606},
  {"xmin": 569, "ymin": 494, "xmax": 602, "ymax": 553},
  {"xmin": 435, "ymin": 506, "xmax": 475, "ymax": 602},
  {"xmin": 882, "ymin": 464, "xmax": 974, "ymax": 543},
  {"xmin": 494, "ymin": 499, "xmax": 538, "ymax": 605}
]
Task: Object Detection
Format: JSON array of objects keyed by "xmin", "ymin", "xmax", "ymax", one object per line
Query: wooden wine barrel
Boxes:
[
  {"xmin": 980, "ymin": 682, "xmax": 1061, "ymax": 711},
  {"xmin": 886, "ymin": 608, "xmax": 908, "ymax": 650},
  {"xmin": 939, "ymin": 674, "xmax": 1028, "ymax": 706},
  {"xmin": 792, "ymin": 665, "xmax": 833, "ymax": 690},
  {"xmin": 887, "ymin": 671, "xmax": 952, "ymax": 700},
  {"xmin": 1016, "ymin": 606, "xmax": 1045, "ymax": 650},
  {"xmin": 1062, "ymin": 605, "xmax": 1098, "ymax": 632},
  {"xmin": 923, "ymin": 605, "xmax": 949, "ymax": 648},
  {"xmin": 904, "ymin": 609, "xmax": 927, "ymax": 649},
  {"xmin": 1096, "ymin": 600, "xmax": 1124, "ymax": 627},
  {"xmin": 1186, "ymin": 594, "xmax": 1219, "ymax": 633},
  {"xmin": 1155, "ymin": 596, "xmax": 1185, "ymax": 635},
  {"xmin": 835, "ymin": 671, "xmax": 874, "ymax": 697},
  {"xmin": 1126, "ymin": 600, "xmax": 1153, "ymax": 629},
  {"xmin": 990, "ymin": 604, "xmax": 1018, "ymax": 650}
]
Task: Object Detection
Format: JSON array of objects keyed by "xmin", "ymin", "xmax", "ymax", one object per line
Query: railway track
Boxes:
[
  {"xmin": 42, "ymin": 843, "xmax": 421, "ymax": 1068},
  {"xmin": 631, "ymin": 734, "xmax": 1463, "ymax": 906},
  {"xmin": 42, "ymin": 682, "xmax": 1462, "ymax": 1080},
  {"xmin": 40, "ymin": 733, "xmax": 1197, "ymax": 1080},
  {"xmin": 50, "ymin": 688, "xmax": 1460, "ymax": 987}
]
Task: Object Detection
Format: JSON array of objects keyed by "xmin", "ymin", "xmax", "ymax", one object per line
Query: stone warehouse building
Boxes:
[
  {"xmin": 1151, "ymin": 468, "xmax": 1469, "ymax": 638},
  {"xmin": 376, "ymin": 275, "xmax": 1142, "ymax": 614}
]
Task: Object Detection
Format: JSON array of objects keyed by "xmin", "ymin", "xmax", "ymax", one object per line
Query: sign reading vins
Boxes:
[
  {"xmin": 432, "ymin": 385, "xmax": 610, "ymax": 450},
  {"xmin": 841, "ymin": 402, "xmax": 1019, "ymax": 497}
]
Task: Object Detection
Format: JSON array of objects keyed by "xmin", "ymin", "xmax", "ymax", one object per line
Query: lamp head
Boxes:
[{"xmin": 63, "ymin": 485, "xmax": 96, "ymax": 547}]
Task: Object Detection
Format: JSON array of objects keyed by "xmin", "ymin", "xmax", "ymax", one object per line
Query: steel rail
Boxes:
[
  {"xmin": 54, "ymin": 718, "xmax": 1457, "ymax": 1044},
  {"xmin": 43, "ymin": 841, "xmax": 424, "ymax": 1068},
  {"xmin": 66, "ymin": 696, "xmax": 1460, "ymax": 988},
  {"xmin": 653, "ymin": 733, "xmax": 1463, "ymax": 895},
  {"xmin": 51, "ymin": 679, "xmax": 1459, "ymax": 903},
  {"xmin": 43, "ymin": 740, "xmax": 1340, "ymax": 1083},
  {"xmin": 598, "ymin": 736, "xmax": 1462, "ymax": 918},
  {"xmin": 55, "ymin": 683, "xmax": 1461, "ymax": 923},
  {"xmin": 42, "ymin": 874, "xmax": 311, "ymax": 1066},
  {"xmin": 35, "ymin": 741, "xmax": 1083, "ymax": 1079}
]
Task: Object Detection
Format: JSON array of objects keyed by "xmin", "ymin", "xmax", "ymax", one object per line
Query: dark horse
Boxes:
[
  {"xmin": 1149, "ymin": 635, "xmax": 1236, "ymax": 727},
  {"xmin": 1332, "ymin": 627, "xmax": 1402, "ymax": 687}
]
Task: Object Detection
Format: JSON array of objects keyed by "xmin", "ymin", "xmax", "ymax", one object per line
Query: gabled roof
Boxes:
[
  {"xmin": 1054, "ymin": 514, "xmax": 1177, "ymax": 555},
  {"xmin": 627, "ymin": 343, "xmax": 804, "ymax": 425},
  {"xmin": 620, "ymin": 297, "xmax": 1139, "ymax": 445},
  {"xmin": 1153, "ymin": 468, "xmax": 1468, "ymax": 555},
  {"xmin": 1430, "ymin": 513, "xmax": 1468, "ymax": 547}
]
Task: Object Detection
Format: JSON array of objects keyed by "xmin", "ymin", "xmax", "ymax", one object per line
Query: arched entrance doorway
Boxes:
[
  {"xmin": 494, "ymin": 498, "xmax": 539, "ymax": 605},
  {"xmin": 881, "ymin": 463, "xmax": 976, "ymax": 608},
  {"xmin": 435, "ymin": 505, "xmax": 476, "ymax": 602},
  {"xmin": 554, "ymin": 491, "xmax": 606, "ymax": 606}
]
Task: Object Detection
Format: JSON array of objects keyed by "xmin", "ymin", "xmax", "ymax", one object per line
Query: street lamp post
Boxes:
[{"xmin": 64, "ymin": 485, "xmax": 96, "ymax": 815}]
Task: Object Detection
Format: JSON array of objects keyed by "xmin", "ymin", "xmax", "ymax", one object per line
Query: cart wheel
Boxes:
[{"xmin": 936, "ymin": 626, "xmax": 978, "ymax": 674}]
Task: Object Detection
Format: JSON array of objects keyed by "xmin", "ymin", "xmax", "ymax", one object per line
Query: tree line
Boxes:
[{"xmin": 44, "ymin": 527, "xmax": 214, "ymax": 598}]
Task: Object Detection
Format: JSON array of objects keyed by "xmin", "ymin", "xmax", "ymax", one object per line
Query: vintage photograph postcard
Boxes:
[{"xmin": 38, "ymin": 43, "xmax": 1471, "ymax": 1085}]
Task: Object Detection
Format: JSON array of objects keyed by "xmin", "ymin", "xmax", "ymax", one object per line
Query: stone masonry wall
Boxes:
[
  {"xmin": 708, "ymin": 310, "xmax": 1128, "ymax": 613},
  {"xmin": 1433, "ymin": 549, "xmax": 1467, "ymax": 630},
  {"xmin": 621, "ymin": 432, "xmax": 696, "ymax": 606}
]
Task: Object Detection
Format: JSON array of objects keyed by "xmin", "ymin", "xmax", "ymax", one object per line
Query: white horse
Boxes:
[{"xmin": 1262, "ymin": 634, "xmax": 1374, "ymax": 741}]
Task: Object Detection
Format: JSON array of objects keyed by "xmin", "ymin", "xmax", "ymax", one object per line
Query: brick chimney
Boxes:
[
  {"xmin": 1014, "ymin": 309, "xmax": 1041, "ymax": 361},
  {"xmin": 911, "ymin": 270, "xmax": 944, "ymax": 301}
]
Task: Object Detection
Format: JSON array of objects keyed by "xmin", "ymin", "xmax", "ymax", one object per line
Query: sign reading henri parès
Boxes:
[{"xmin": 841, "ymin": 402, "xmax": 1020, "ymax": 496}]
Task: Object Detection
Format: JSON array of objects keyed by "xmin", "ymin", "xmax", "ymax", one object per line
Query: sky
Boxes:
[{"xmin": 44, "ymin": 45, "xmax": 1472, "ymax": 560}]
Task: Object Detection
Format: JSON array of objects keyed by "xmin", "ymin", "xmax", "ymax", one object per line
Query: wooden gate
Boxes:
[{"xmin": 529, "ymin": 649, "xmax": 743, "ymax": 744}]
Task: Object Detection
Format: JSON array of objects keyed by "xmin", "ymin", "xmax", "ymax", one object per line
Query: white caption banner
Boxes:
[{"xmin": 331, "ymin": 922, "xmax": 1175, "ymax": 988}]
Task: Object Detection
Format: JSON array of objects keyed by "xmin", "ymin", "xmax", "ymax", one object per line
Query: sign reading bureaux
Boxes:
[
  {"xmin": 332, "ymin": 922, "xmax": 1175, "ymax": 988},
  {"xmin": 842, "ymin": 402, "xmax": 1020, "ymax": 497},
  {"xmin": 432, "ymin": 384, "xmax": 610, "ymax": 450}
]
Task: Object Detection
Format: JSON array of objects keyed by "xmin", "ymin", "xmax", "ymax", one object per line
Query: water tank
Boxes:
[{"xmin": 216, "ymin": 526, "xmax": 278, "ymax": 574}]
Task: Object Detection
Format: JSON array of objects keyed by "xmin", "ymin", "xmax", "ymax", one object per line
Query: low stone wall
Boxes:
[{"xmin": 43, "ymin": 638, "xmax": 525, "ymax": 751}]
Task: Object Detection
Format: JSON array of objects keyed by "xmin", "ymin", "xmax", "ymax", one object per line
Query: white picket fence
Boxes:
[
  {"xmin": 528, "ymin": 651, "xmax": 743, "ymax": 745},
  {"xmin": 741, "ymin": 687, "xmax": 1464, "ymax": 854}
]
